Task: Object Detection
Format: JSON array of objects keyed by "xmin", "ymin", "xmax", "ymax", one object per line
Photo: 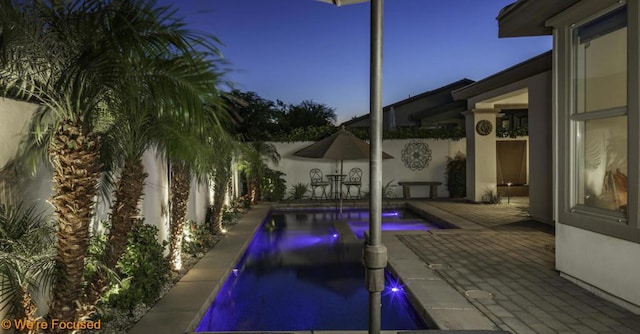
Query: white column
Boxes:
[{"xmin": 464, "ymin": 109, "xmax": 499, "ymax": 202}]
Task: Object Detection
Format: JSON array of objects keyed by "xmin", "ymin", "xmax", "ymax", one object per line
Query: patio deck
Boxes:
[{"xmin": 128, "ymin": 198, "xmax": 640, "ymax": 334}]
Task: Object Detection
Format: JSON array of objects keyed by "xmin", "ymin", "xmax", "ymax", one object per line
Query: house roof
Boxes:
[
  {"xmin": 411, "ymin": 100, "xmax": 467, "ymax": 123},
  {"xmin": 341, "ymin": 78, "xmax": 474, "ymax": 127},
  {"xmin": 452, "ymin": 51, "xmax": 551, "ymax": 100},
  {"xmin": 497, "ymin": 0, "xmax": 580, "ymax": 37},
  {"xmin": 411, "ymin": 100, "xmax": 467, "ymax": 124}
]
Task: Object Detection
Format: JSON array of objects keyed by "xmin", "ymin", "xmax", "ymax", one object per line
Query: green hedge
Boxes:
[
  {"xmin": 267, "ymin": 125, "xmax": 466, "ymax": 142},
  {"xmin": 266, "ymin": 125, "xmax": 530, "ymax": 142}
]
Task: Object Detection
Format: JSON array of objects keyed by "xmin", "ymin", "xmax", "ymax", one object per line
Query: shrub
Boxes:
[
  {"xmin": 289, "ymin": 182, "xmax": 309, "ymax": 200},
  {"xmin": 0, "ymin": 203, "xmax": 55, "ymax": 320},
  {"xmin": 482, "ymin": 189, "xmax": 502, "ymax": 204},
  {"xmin": 268, "ymin": 125, "xmax": 466, "ymax": 141},
  {"xmin": 182, "ymin": 220, "xmax": 216, "ymax": 256},
  {"xmin": 445, "ymin": 153, "xmax": 466, "ymax": 198},
  {"xmin": 232, "ymin": 196, "xmax": 251, "ymax": 210},
  {"xmin": 101, "ymin": 221, "xmax": 170, "ymax": 310},
  {"xmin": 260, "ymin": 168, "xmax": 286, "ymax": 202}
]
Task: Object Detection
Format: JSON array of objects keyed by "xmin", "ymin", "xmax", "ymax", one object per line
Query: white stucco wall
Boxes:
[
  {"xmin": 267, "ymin": 139, "xmax": 465, "ymax": 199},
  {"xmin": 464, "ymin": 110, "xmax": 499, "ymax": 202},
  {"xmin": 0, "ymin": 98, "xmax": 37, "ymax": 167},
  {"xmin": 0, "ymin": 98, "xmax": 54, "ymax": 216},
  {"xmin": 141, "ymin": 149, "xmax": 170, "ymax": 244},
  {"xmin": 186, "ymin": 178, "xmax": 210, "ymax": 223},
  {"xmin": 556, "ymin": 224, "xmax": 640, "ymax": 311}
]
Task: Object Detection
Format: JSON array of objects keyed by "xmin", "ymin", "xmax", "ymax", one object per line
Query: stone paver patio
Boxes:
[{"xmin": 402, "ymin": 199, "xmax": 640, "ymax": 334}]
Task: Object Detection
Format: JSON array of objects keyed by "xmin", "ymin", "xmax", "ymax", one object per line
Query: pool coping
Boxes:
[
  {"xmin": 128, "ymin": 202, "xmax": 498, "ymax": 334},
  {"xmin": 127, "ymin": 204, "xmax": 271, "ymax": 334}
]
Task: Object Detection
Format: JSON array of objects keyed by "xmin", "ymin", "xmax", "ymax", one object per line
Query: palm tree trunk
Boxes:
[
  {"xmin": 248, "ymin": 178, "xmax": 258, "ymax": 204},
  {"xmin": 17, "ymin": 285, "xmax": 38, "ymax": 334},
  {"xmin": 169, "ymin": 163, "xmax": 190, "ymax": 271},
  {"xmin": 210, "ymin": 171, "xmax": 229, "ymax": 233},
  {"xmin": 47, "ymin": 119, "xmax": 101, "ymax": 326},
  {"xmin": 80, "ymin": 158, "xmax": 146, "ymax": 318}
]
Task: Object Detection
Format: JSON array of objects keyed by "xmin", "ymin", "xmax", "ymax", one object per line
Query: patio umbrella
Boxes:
[
  {"xmin": 316, "ymin": 0, "xmax": 368, "ymax": 6},
  {"xmin": 293, "ymin": 128, "xmax": 393, "ymax": 212}
]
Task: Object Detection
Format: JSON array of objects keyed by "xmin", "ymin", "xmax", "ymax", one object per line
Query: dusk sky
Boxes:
[{"xmin": 159, "ymin": 0, "xmax": 552, "ymax": 123}]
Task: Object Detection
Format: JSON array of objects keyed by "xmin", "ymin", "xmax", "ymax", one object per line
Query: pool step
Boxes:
[{"xmin": 333, "ymin": 219, "xmax": 359, "ymax": 242}]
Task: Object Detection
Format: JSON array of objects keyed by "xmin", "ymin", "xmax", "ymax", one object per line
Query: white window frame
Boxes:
[{"xmin": 548, "ymin": 0, "xmax": 640, "ymax": 242}]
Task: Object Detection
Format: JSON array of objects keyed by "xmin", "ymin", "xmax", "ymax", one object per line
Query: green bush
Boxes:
[
  {"xmin": 182, "ymin": 220, "xmax": 216, "ymax": 256},
  {"xmin": 260, "ymin": 168, "xmax": 286, "ymax": 202},
  {"xmin": 483, "ymin": 189, "xmax": 502, "ymax": 204},
  {"xmin": 268, "ymin": 125, "xmax": 466, "ymax": 142},
  {"xmin": 100, "ymin": 221, "xmax": 170, "ymax": 310},
  {"xmin": 496, "ymin": 126, "xmax": 528, "ymax": 138},
  {"xmin": 445, "ymin": 153, "xmax": 466, "ymax": 198},
  {"xmin": 289, "ymin": 182, "xmax": 309, "ymax": 200},
  {"xmin": 0, "ymin": 203, "xmax": 55, "ymax": 319}
]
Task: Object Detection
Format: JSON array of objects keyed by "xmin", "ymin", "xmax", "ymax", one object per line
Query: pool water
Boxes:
[{"xmin": 195, "ymin": 208, "xmax": 436, "ymax": 332}]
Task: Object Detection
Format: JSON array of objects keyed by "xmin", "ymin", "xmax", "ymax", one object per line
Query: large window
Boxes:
[{"xmin": 572, "ymin": 6, "xmax": 628, "ymax": 216}]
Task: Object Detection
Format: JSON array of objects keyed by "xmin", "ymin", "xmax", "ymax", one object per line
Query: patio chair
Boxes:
[
  {"xmin": 342, "ymin": 167, "xmax": 363, "ymax": 199},
  {"xmin": 309, "ymin": 168, "xmax": 330, "ymax": 199}
]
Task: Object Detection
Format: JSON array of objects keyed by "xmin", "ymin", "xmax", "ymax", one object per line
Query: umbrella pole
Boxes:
[{"xmin": 364, "ymin": 1, "xmax": 386, "ymax": 334}]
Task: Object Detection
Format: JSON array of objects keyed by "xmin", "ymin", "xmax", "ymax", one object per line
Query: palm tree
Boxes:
[
  {"xmin": 210, "ymin": 157, "xmax": 233, "ymax": 233},
  {"xmin": 0, "ymin": 1, "xmax": 123, "ymax": 323},
  {"xmin": 166, "ymin": 111, "xmax": 235, "ymax": 271},
  {"xmin": 1, "ymin": 0, "xmax": 228, "ymax": 323},
  {"xmin": 0, "ymin": 203, "xmax": 55, "ymax": 333},
  {"xmin": 83, "ymin": 50, "xmax": 229, "ymax": 317},
  {"xmin": 238, "ymin": 142, "xmax": 281, "ymax": 204}
]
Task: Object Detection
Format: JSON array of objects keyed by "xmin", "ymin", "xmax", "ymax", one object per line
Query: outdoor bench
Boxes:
[{"xmin": 397, "ymin": 181, "xmax": 442, "ymax": 199}]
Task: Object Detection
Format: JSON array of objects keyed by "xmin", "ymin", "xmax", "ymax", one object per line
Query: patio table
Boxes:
[{"xmin": 325, "ymin": 174, "xmax": 346, "ymax": 200}]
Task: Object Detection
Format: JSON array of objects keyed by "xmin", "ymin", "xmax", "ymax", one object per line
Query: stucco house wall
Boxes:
[
  {"xmin": 498, "ymin": 0, "xmax": 640, "ymax": 312},
  {"xmin": 546, "ymin": 0, "xmax": 640, "ymax": 311}
]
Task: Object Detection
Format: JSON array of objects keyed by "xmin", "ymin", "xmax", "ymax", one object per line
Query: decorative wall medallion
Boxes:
[
  {"xmin": 401, "ymin": 140, "xmax": 432, "ymax": 171},
  {"xmin": 476, "ymin": 120, "xmax": 493, "ymax": 136}
]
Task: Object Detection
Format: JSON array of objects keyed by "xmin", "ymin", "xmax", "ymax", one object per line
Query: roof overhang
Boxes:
[
  {"xmin": 452, "ymin": 51, "xmax": 551, "ymax": 100},
  {"xmin": 497, "ymin": 0, "xmax": 580, "ymax": 37}
]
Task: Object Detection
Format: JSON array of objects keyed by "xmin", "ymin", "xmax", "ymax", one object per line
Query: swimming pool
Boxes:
[{"xmin": 195, "ymin": 208, "xmax": 437, "ymax": 332}]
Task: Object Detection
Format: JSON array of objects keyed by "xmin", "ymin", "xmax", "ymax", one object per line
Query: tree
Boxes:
[
  {"xmin": 283, "ymin": 100, "xmax": 337, "ymax": 129},
  {"xmin": 165, "ymin": 119, "xmax": 234, "ymax": 271},
  {"xmin": 0, "ymin": 0, "xmax": 229, "ymax": 324},
  {"xmin": 223, "ymin": 90, "xmax": 284, "ymax": 141},
  {"xmin": 0, "ymin": 1, "xmax": 124, "ymax": 324},
  {"xmin": 0, "ymin": 203, "xmax": 55, "ymax": 334},
  {"xmin": 237, "ymin": 142, "xmax": 281, "ymax": 204},
  {"xmin": 83, "ymin": 25, "xmax": 229, "ymax": 318}
]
